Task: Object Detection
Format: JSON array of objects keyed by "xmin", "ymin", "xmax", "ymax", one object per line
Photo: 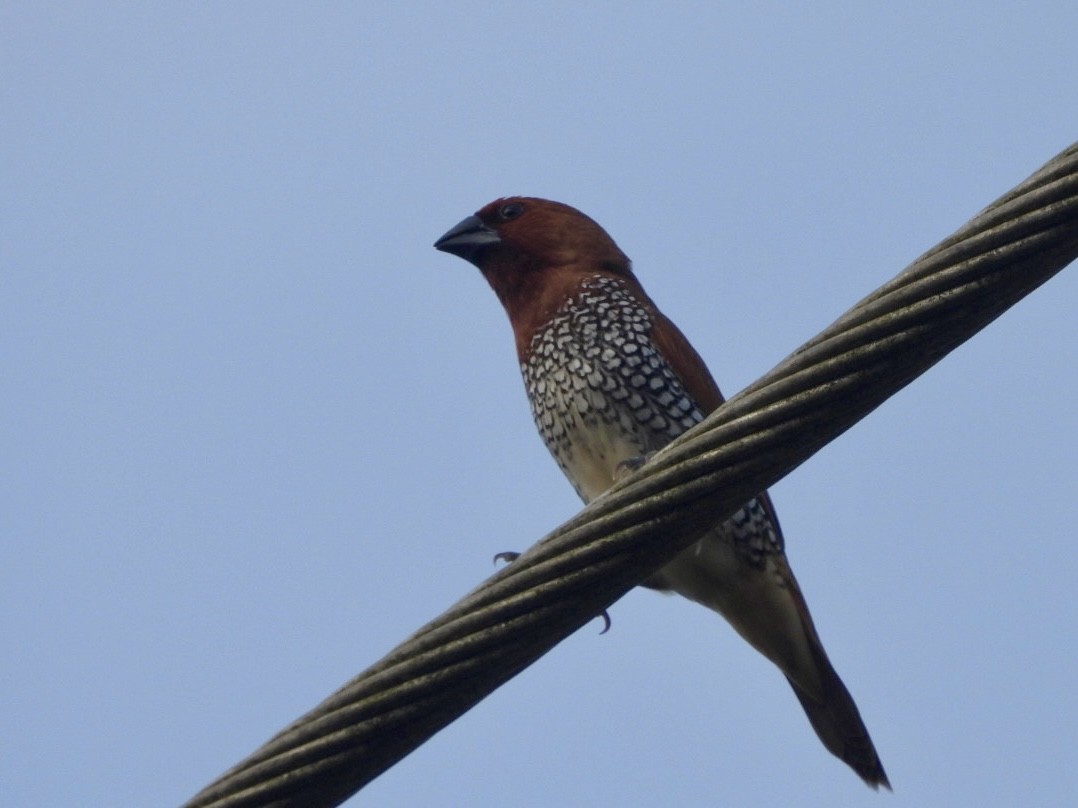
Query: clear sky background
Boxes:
[{"xmin": 3, "ymin": 4, "xmax": 1076, "ymax": 807}]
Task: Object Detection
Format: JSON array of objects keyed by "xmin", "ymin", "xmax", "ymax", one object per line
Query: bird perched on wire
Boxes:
[{"xmin": 434, "ymin": 197, "xmax": 889, "ymax": 789}]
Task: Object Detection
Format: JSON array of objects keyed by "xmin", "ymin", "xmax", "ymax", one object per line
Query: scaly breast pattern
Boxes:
[
  {"xmin": 520, "ymin": 274, "xmax": 783, "ymax": 568},
  {"xmin": 521, "ymin": 275, "xmax": 703, "ymax": 502}
]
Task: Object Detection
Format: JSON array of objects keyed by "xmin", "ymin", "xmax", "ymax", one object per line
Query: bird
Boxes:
[{"xmin": 434, "ymin": 196, "xmax": 889, "ymax": 789}]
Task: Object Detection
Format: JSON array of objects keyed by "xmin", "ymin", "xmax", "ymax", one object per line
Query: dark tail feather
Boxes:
[{"xmin": 787, "ymin": 672, "xmax": 891, "ymax": 790}]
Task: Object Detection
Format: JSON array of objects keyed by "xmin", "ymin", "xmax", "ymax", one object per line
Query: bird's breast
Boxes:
[{"xmin": 520, "ymin": 275, "xmax": 704, "ymax": 503}]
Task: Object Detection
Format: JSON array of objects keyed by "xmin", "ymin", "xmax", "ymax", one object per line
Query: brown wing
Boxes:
[{"xmin": 647, "ymin": 308, "xmax": 726, "ymax": 415}]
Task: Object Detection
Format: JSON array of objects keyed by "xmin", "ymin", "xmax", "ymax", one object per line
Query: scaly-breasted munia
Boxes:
[{"xmin": 435, "ymin": 197, "xmax": 889, "ymax": 789}]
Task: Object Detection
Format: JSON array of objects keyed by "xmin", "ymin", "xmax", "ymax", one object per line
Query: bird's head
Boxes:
[{"xmin": 435, "ymin": 197, "xmax": 637, "ymax": 354}]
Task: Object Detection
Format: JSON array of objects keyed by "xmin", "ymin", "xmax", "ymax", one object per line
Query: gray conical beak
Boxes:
[{"xmin": 434, "ymin": 215, "xmax": 502, "ymax": 265}]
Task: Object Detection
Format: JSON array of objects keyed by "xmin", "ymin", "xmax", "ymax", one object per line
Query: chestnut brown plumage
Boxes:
[{"xmin": 436, "ymin": 197, "xmax": 889, "ymax": 789}]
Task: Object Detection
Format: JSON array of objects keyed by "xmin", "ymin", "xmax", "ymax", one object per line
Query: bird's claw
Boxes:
[
  {"xmin": 597, "ymin": 609, "xmax": 612, "ymax": 634},
  {"xmin": 494, "ymin": 551, "xmax": 611, "ymax": 634}
]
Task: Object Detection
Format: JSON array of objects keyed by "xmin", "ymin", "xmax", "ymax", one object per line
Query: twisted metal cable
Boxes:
[{"xmin": 184, "ymin": 142, "xmax": 1078, "ymax": 808}]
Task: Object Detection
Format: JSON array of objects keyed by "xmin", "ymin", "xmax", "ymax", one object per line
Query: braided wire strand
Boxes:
[{"xmin": 184, "ymin": 142, "xmax": 1078, "ymax": 808}]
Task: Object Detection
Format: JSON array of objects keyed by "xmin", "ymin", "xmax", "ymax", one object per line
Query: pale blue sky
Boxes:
[{"xmin": 3, "ymin": 4, "xmax": 1076, "ymax": 807}]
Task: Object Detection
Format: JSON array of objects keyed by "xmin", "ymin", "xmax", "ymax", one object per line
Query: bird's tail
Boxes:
[
  {"xmin": 734, "ymin": 560, "xmax": 891, "ymax": 789},
  {"xmin": 786, "ymin": 658, "xmax": 890, "ymax": 790},
  {"xmin": 648, "ymin": 525, "xmax": 889, "ymax": 788}
]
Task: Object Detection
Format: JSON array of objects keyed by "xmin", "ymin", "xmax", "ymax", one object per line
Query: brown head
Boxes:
[{"xmin": 434, "ymin": 197, "xmax": 647, "ymax": 357}]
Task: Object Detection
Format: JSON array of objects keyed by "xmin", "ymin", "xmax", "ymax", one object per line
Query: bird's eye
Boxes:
[{"xmin": 499, "ymin": 202, "xmax": 524, "ymax": 221}]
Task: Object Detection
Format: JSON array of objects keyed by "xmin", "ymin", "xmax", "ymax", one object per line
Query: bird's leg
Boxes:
[
  {"xmin": 614, "ymin": 451, "xmax": 657, "ymax": 482},
  {"xmin": 492, "ymin": 551, "xmax": 611, "ymax": 634}
]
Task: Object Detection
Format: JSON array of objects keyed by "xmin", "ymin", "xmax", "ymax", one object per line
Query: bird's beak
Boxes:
[{"xmin": 434, "ymin": 215, "xmax": 501, "ymax": 264}]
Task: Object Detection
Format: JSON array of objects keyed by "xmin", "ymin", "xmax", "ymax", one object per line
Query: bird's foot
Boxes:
[
  {"xmin": 493, "ymin": 551, "xmax": 611, "ymax": 634},
  {"xmin": 614, "ymin": 451, "xmax": 657, "ymax": 482}
]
